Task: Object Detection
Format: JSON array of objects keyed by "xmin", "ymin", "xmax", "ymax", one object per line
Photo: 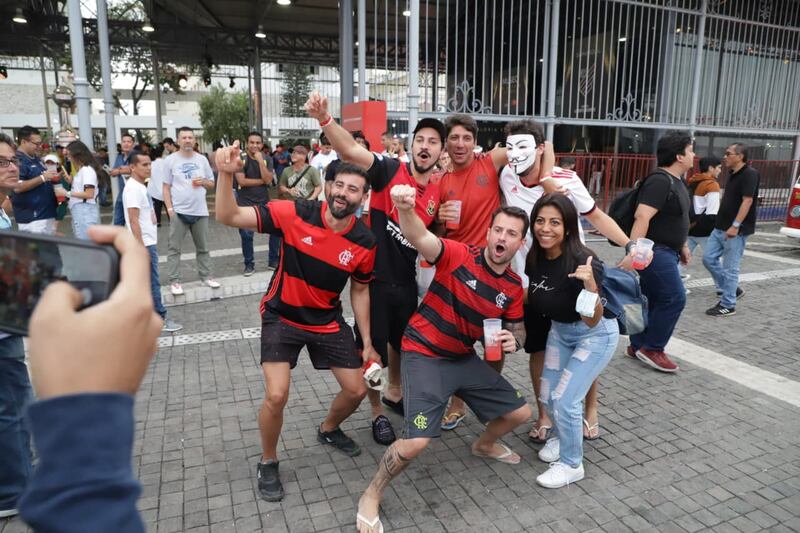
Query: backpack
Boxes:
[
  {"xmin": 606, "ymin": 169, "xmax": 675, "ymax": 246},
  {"xmin": 601, "ymin": 267, "xmax": 648, "ymax": 336}
]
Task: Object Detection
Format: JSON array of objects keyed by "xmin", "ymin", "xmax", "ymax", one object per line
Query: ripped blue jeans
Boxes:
[{"xmin": 540, "ymin": 317, "xmax": 619, "ymax": 467}]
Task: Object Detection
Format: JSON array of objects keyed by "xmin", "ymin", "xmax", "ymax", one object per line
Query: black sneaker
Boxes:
[
  {"xmin": 243, "ymin": 266, "xmax": 255, "ymax": 277},
  {"xmin": 371, "ymin": 415, "xmax": 396, "ymax": 445},
  {"xmin": 736, "ymin": 287, "xmax": 745, "ymax": 299},
  {"xmin": 267, "ymin": 262, "xmax": 278, "ymax": 271},
  {"xmin": 317, "ymin": 426, "xmax": 361, "ymax": 456},
  {"xmin": 257, "ymin": 461, "xmax": 284, "ymax": 502},
  {"xmin": 706, "ymin": 303, "xmax": 736, "ymax": 317}
]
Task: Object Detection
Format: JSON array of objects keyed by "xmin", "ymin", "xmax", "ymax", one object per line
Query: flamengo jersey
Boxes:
[
  {"xmin": 438, "ymin": 152, "xmax": 501, "ymax": 246},
  {"xmin": 367, "ymin": 153, "xmax": 440, "ymax": 286},
  {"xmin": 402, "ymin": 239, "xmax": 524, "ymax": 359},
  {"xmin": 254, "ymin": 199, "xmax": 376, "ymax": 333},
  {"xmin": 499, "ymin": 165, "xmax": 596, "ymax": 287}
]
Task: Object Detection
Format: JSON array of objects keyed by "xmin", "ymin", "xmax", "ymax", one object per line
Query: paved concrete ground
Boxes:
[{"xmin": 3, "ymin": 208, "xmax": 800, "ymax": 532}]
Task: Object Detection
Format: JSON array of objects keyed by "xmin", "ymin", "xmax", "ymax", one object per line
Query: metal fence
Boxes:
[{"xmin": 560, "ymin": 152, "xmax": 795, "ymax": 222}]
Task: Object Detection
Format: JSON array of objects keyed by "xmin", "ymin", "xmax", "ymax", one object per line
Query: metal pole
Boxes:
[
  {"xmin": 96, "ymin": 0, "xmax": 117, "ymax": 211},
  {"xmin": 254, "ymin": 46, "xmax": 263, "ymax": 134},
  {"xmin": 67, "ymin": 0, "xmax": 93, "ymax": 149},
  {"xmin": 688, "ymin": 0, "xmax": 708, "ymax": 137},
  {"xmin": 247, "ymin": 63, "xmax": 253, "ymax": 130},
  {"xmin": 791, "ymin": 135, "xmax": 800, "ymax": 186},
  {"xmin": 38, "ymin": 44, "xmax": 52, "ymax": 137},
  {"xmin": 340, "ymin": 0, "xmax": 354, "ymax": 108},
  {"xmin": 545, "ymin": 0, "xmax": 561, "ymax": 142},
  {"xmin": 408, "ymin": 0, "xmax": 420, "ymax": 135},
  {"xmin": 358, "ymin": 0, "xmax": 366, "ymax": 101},
  {"xmin": 151, "ymin": 47, "xmax": 164, "ymax": 139}
]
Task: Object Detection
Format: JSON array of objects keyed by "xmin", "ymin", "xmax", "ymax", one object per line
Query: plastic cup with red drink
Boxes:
[{"xmin": 483, "ymin": 318, "xmax": 503, "ymax": 362}]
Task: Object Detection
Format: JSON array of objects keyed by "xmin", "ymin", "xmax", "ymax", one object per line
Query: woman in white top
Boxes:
[{"xmin": 62, "ymin": 141, "xmax": 100, "ymax": 240}]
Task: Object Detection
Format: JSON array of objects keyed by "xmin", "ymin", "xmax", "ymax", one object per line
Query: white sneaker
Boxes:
[
  {"xmin": 204, "ymin": 278, "xmax": 221, "ymax": 289},
  {"xmin": 0, "ymin": 508, "xmax": 18, "ymax": 518},
  {"xmin": 170, "ymin": 282, "xmax": 184, "ymax": 295},
  {"xmin": 538, "ymin": 437, "xmax": 560, "ymax": 463},
  {"xmin": 162, "ymin": 319, "xmax": 183, "ymax": 333},
  {"xmin": 536, "ymin": 461, "xmax": 585, "ymax": 488}
]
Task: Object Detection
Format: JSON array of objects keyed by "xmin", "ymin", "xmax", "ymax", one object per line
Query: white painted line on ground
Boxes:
[
  {"xmin": 667, "ymin": 338, "xmax": 800, "ymax": 409},
  {"xmin": 158, "ymin": 327, "xmax": 800, "ymax": 409},
  {"xmin": 684, "ymin": 268, "xmax": 800, "ymax": 287},
  {"xmin": 157, "ymin": 244, "xmax": 270, "ymax": 264},
  {"xmin": 744, "ymin": 249, "xmax": 800, "ymax": 266}
]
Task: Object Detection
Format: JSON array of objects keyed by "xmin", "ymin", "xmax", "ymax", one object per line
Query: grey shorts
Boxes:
[{"xmin": 401, "ymin": 351, "xmax": 527, "ymax": 439}]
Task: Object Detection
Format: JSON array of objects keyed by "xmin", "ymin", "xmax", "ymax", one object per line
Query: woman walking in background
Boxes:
[{"xmin": 60, "ymin": 141, "xmax": 101, "ymax": 239}]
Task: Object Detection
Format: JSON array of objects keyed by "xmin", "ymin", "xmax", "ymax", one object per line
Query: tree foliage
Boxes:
[
  {"xmin": 198, "ymin": 86, "xmax": 250, "ymax": 146},
  {"xmin": 280, "ymin": 64, "xmax": 314, "ymax": 116},
  {"xmin": 57, "ymin": 0, "xmax": 191, "ymax": 115}
]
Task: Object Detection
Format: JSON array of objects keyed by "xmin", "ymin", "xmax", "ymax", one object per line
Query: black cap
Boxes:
[{"xmin": 412, "ymin": 118, "xmax": 447, "ymax": 143}]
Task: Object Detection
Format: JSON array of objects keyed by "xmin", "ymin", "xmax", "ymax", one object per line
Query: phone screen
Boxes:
[{"xmin": 0, "ymin": 231, "xmax": 120, "ymax": 335}]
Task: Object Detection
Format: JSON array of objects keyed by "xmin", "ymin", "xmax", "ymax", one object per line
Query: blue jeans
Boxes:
[
  {"xmin": 703, "ymin": 229, "xmax": 747, "ymax": 308},
  {"xmin": 70, "ymin": 202, "xmax": 100, "ymax": 240},
  {"xmin": 147, "ymin": 245, "xmax": 166, "ymax": 319},
  {"xmin": 630, "ymin": 245, "xmax": 686, "ymax": 352},
  {"xmin": 112, "ymin": 176, "xmax": 126, "ymax": 226},
  {"xmin": 239, "ymin": 229, "xmax": 255, "ymax": 269},
  {"xmin": 268, "ymin": 234, "xmax": 281, "ymax": 265},
  {"xmin": 0, "ymin": 336, "xmax": 33, "ymax": 510},
  {"xmin": 541, "ymin": 318, "xmax": 618, "ymax": 468}
]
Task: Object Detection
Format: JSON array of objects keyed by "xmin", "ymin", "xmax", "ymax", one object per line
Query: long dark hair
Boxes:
[
  {"xmin": 526, "ymin": 193, "xmax": 593, "ymax": 275},
  {"xmin": 66, "ymin": 140, "xmax": 102, "ymax": 177}
]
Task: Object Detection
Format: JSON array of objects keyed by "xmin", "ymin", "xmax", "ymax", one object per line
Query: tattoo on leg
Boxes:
[{"xmin": 369, "ymin": 442, "xmax": 411, "ymax": 494}]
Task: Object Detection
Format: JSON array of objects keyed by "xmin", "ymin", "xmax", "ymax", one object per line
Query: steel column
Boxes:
[
  {"xmin": 151, "ymin": 47, "xmax": 164, "ymax": 140},
  {"xmin": 689, "ymin": 0, "xmax": 708, "ymax": 137},
  {"xmin": 340, "ymin": 0, "xmax": 354, "ymax": 107},
  {"xmin": 408, "ymin": 0, "xmax": 420, "ymax": 135},
  {"xmin": 546, "ymin": 0, "xmax": 560, "ymax": 142},
  {"xmin": 38, "ymin": 44, "xmax": 52, "ymax": 136},
  {"xmin": 358, "ymin": 0, "xmax": 366, "ymax": 101},
  {"xmin": 67, "ymin": 0, "xmax": 93, "ymax": 149},
  {"xmin": 254, "ymin": 46, "xmax": 263, "ymax": 134}
]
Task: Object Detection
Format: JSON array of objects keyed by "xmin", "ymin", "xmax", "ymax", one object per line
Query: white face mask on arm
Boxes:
[{"xmin": 505, "ymin": 134, "xmax": 538, "ymax": 175}]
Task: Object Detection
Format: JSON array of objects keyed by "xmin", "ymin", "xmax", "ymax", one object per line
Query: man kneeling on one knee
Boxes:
[{"xmin": 355, "ymin": 184, "xmax": 532, "ymax": 533}]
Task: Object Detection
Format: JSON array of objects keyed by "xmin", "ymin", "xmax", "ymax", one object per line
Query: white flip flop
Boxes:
[
  {"xmin": 356, "ymin": 512, "xmax": 384, "ymax": 533},
  {"xmin": 472, "ymin": 442, "xmax": 521, "ymax": 465}
]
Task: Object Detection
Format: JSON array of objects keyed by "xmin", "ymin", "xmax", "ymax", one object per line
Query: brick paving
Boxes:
[{"xmin": 3, "ymin": 215, "xmax": 800, "ymax": 533}]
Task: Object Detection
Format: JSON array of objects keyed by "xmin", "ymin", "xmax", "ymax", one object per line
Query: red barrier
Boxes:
[{"xmin": 556, "ymin": 153, "xmax": 797, "ymax": 222}]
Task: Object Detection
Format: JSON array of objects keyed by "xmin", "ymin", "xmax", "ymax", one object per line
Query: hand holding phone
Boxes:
[
  {"xmin": 27, "ymin": 226, "xmax": 163, "ymax": 398},
  {"xmin": 0, "ymin": 229, "xmax": 122, "ymax": 335}
]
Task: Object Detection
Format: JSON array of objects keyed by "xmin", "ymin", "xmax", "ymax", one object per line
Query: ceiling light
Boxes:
[
  {"xmin": 142, "ymin": 18, "xmax": 155, "ymax": 32},
  {"xmin": 177, "ymin": 75, "xmax": 188, "ymax": 89},
  {"xmin": 277, "ymin": 0, "xmax": 291, "ymax": 5},
  {"xmin": 255, "ymin": 25, "xmax": 266, "ymax": 39},
  {"xmin": 619, "ymin": 37, "xmax": 627, "ymax": 42},
  {"xmin": 12, "ymin": 8, "xmax": 27, "ymax": 24},
  {"xmin": 402, "ymin": 10, "xmax": 411, "ymax": 16},
  {"xmin": 229, "ymin": 76, "xmax": 236, "ymax": 89}
]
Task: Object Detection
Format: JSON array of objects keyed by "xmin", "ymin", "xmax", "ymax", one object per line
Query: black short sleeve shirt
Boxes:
[
  {"xmin": 636, "ymin": 171, "xmax": 691, "ymax": 251},
  {"xmin": 715, "ymin": 165, "xmax": 760, "ymax": 235}
]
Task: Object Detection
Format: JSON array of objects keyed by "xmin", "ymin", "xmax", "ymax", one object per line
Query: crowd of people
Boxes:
[{"xmin": 0, "ymin": 90, "xmax": 760, "ymax": 530}]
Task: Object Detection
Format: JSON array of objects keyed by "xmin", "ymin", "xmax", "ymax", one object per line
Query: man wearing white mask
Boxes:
[{"xmin": 499, "ymin": 119, "xmax": 635, "ymax": 445}]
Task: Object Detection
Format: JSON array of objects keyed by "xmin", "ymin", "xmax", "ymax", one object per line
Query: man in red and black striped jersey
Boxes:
[
  {"xmin": 215, "ymin": 143, "xmax": 381, "ymax": 503},
  {"xmin": 306, "ymin": 92, "xmax": 445, "ymax": 444},
  {"xmin": 355, "ymin": 184, "xmax": 532, "ymax": 533}
]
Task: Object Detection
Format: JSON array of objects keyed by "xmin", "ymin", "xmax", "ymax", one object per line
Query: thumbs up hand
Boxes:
[{"xmin": 568, "ymin": 255, "xmax": 598, "ymax": 292}]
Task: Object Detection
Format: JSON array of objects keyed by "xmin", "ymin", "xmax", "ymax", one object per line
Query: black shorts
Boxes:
[
  {"xmin": 260, "ymin": 310, "xmax": 361, "ymax": 370},
  {"xmin": 400, "ymin": 351, "xmax": 527, "ymax": 439},
  {"xmin": 524, "ymin": 305, "xmax": 552, "ymax": 354},
  {"xmin": 354, "ymin": 281, "xmax": 418, "ymax": 364}
]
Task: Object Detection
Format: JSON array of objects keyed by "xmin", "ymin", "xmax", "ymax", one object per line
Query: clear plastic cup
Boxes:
[
  {"xmin": 483, "ymin": 318, "xmax": 503, "ymax": 362},
  {"xmin": 632, "ymin": 237, "xmax": 654, "ymax": 270},
  {"xmin": 445, "ymin": 200, "xmax": 462, "ymax": 230}
]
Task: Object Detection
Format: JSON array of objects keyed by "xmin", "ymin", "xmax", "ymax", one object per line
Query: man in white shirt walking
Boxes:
[
  {"xmin": 162, "ymin": 127, "xmax": 220, "ymax": 296},
  {"xmin": 123, "ymin": 152, "xmax": 182, "ymax": 332}
]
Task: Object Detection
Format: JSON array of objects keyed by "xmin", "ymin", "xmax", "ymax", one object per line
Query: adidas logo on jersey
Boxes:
[
  {"xmin": 302, "ymin": 236, "xmax": 313, "ymax": 245},
  {"xmin": 466, "ymin": 279, "xmax": 477, "ymax": 290}
]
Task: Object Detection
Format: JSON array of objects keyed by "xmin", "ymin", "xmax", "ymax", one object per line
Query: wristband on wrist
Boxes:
[
  {"xmin": 624, "ymin": 240, "xmax": 635, "ymax": 255},
  {"xmin": 40, "ymin": 175, "xmax": 46, "ymax": 184},
  {"xmin": 732, "ymin": 220, "xmax": 741, "ymax": 229},
  {"xmin": 319, "ymin": 115, "xmax": 333, "ymax": 128}
]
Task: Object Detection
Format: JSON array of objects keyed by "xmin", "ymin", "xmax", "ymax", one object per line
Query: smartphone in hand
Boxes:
[{"xmin": 0, "ymin": 230, "xmax": 120, "ymax": 335}]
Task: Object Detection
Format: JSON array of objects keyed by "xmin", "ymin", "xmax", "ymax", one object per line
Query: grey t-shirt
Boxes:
[{"xmin": 163, "ymin": 152, "xmax": 215, "ymax": 216}]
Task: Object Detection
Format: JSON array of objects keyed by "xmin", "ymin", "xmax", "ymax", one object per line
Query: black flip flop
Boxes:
[{"xmin": 381, "ymin": 396, "xmax": 404, "ymax": 416}]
